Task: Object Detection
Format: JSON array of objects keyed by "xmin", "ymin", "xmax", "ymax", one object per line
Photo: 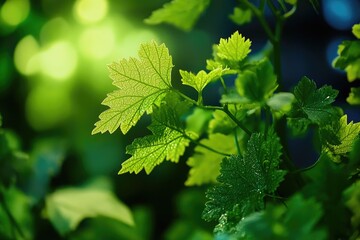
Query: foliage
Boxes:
[
  {"xmin": 1, "ymin": 0, "xmax": 359, "ymax": 239},
  {"xmin": 92, "ymin": 0, "xmax": 360, "ymax": 239}
]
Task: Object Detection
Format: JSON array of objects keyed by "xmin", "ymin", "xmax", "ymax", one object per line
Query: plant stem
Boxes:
[
  {"xmin": 234, "ymin": 128, "xmax": 242, "ymax": 157},
  {"xmin": 222, "ymin": 105, "xmax": 252, "ymax": 136},
  {"xmin": 0, "ymin": 189, "xmax": 26, "ymax": 240},
  {"xmin": 186, "ymin": 135, "xmax": 230, "ymax": 157}
]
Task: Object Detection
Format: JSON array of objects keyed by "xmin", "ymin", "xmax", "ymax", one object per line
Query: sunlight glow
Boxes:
[
  {"xmin": 14, "ymin": 35, "xmax": 40, "ymax": 76},
  {"xmin": 79, "ymin": 25, "xmax": 116, "ymax": 59},
  {"xmin": 73, "ymin": 0, "xmax": 108, "ymax": 24},
  {"xmin": 1, "ymin": 0, "xmax": 30, "ymax": 26},
  {"xmin": 40, "ymin": 41, "xmax": 78, "ymax": 81}
]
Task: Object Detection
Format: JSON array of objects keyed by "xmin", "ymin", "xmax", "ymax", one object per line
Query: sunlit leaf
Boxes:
[
  {"xmin": 180, "ymin": 68, "xmax": 223, "ymax": 93},
  {"xmin": 347, "ymin": 87, "xmax": 360, "ymax": 105},
  {"xmin": 229, "ymin": 7, "xmax": 252, "ymax": 25},
  {"xmin": 217, "ymin": 31, "xmax": 251, "ymax": 63},
  {"xmin": 322, "ymin": 115, "xmax": 360, "ymax": 163},
  {"xmin": 353, "ymin": 23, "xmax": 360, "ymax": 39},
  {"xmin": 45, "ymin": 186, "xmax": 134, "ymax": 236},
  {"xmin": 119, "ymin": 94, "xmax": 193, "ymax": 174},
  {"xmin": 333, "ymin": 40, "xmax": 360, "ymax": 82},
  {"xmin": 93, "ymin": 41, "xmax": 173, "ymax": 135}
]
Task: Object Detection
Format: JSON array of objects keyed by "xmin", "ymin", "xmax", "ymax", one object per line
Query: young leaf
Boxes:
[
  {"xmin": 45, "ymin": 187, "xmax": 134, "ymax": 236},
  {"xmin": 119, "ymin": 94, "xmax": 193, "ymax": 174},
  {"xmin": 235, "ymin": 58, "xmax": 278, "ymax": 103},
  {"xmin": 287, "ymin": 76, "xmax": 340, "ymax": 134},
  {"xmin": 185, "ymin": 133, "xmax": 237, "ymax": 186},
  {"xmin": 203, "ymin": 129, "xmax": 285, "ymax": 222},
  {"xmin": 180, "ymin": 68, "xmax": 223, "ymax": 93},
  {"xmin": 347, "ymin": 87, "xmax": 360, "ymax": 105},
  {"xmin": 92, "ymin": 41, "xmax": 173, "ymax": 135},
  {"xmin": 322, "ymin": 115, "xmax": 360, "ymax": 163},
  {"xmin": 144, "ymin": 0, "xmax": 211, "ymax": 31},
  {"xmin": 217, "ymin": 31, "xmax": 251, "ymax": 64}
]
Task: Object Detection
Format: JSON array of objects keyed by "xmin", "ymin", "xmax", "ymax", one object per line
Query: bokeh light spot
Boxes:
[
  {"xmin": 323, "ymin": 0, "xmax": 360, "ymax": 30},
  {"xmin": 40, "ymin": 41, "xmax": 78, "ymax": 81},
  {"xmin": 79, "ymin": 25, "xmax": 115, "ymax": 59},
  {"xmin": 14, "ymin": 35, "xmax": 40, "ymax": 76},
  {"xmin": 40, "ymin": 17, "xmax": 70, "ymax": 44},
  {"xmin": 26, "ymin": 85, "xmax": 72, "ymax": 131},
  {"xmin": 73, "ymin": 0, "xmax": 108, "ymax": 24},
  {"xmin": 0, "ymin": 0, "xmax": 30, "ymax": 26}
]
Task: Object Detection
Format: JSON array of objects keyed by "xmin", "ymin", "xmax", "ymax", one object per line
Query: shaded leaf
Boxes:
[
  {"xmin": 93, "ymin": 41, "xmax": 173, "ymax": 135},
  {"xmin": 266, "ymin": 92, "xmax": 295, "ymax": 113},
  {"xmin": 186, "ymin": 133, "xmax": 237, "ymax": 186},
  {"xmin": 145, "ymin": 0, "xmax": 210, "ymax": 31},
  {"xmin": 287, "ymin": 76, "xmax": 340, "ymax": 134},
  {"xmin": 203, "ymin": 129, "xmax": 285, "ymax": 222},
  {"xmin": 347, "ymin": 87, "xmax": 360, "ymax": 105},
  {"xmin": 235, "ymin": 58, "xmax": 278, "ymax": 103}
]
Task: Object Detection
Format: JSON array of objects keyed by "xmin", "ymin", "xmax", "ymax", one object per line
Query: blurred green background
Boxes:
[{"xmin": 0, "ymin": 0, "xmax": 359, "ymax": 239}]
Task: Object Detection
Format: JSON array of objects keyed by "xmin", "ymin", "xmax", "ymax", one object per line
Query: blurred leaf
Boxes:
[
  {"xmin": 186, "ymin": 108, "xmax": 213, "ymax": 136},
  {"xmin": 235, "ymin": 58, "xmax": 278, "ymax": 103},
  {"xmin": 69, "ymin": 206, "xmax": 152, "ymax": 240},
  {"xmin": 0, "ymin": 186, "xmax": 33, "ymax": 240},
  {"xmin": 203, "ymin": 129, "xmax": 285, "ymax": 223},
  {"xmin": 25, "ymin": 138, "xmax": 66, "ymax": 202},
  {"xmin": 145, "ymin": 0, "xmax": 211, "ymax": 31},
  {"xmin": 93, "ymin": 41, "xmax": 173, "ymax": 135},
  {"xmin": 235, "ymin": 194, "xmax": 326, "ymax": 240},
  {"xmin": 333, "ymin": 40, "xmax": 360, "ymax": 82},
  {"xmin": 186, "ymin": 133, "xmax": 237, "ymax": 186},
  {"xmin": 285, "ymin": 0, "xmax": 297, "ymax": 5},
  {"xmin": 352, "ymin": 23, "xmax": 360, "ymax": 39},
  {"xmin": 347, "ymin": 87, "xmax": 360, "ymax": 105},
  {"xmin": 119, "ymin": 94, "xmax": 192, "ymax": 174},
  {"xmin": 303, "ymin": 154, "xmax": 351, "ymax": 237},
  {"xmin": 45, "ymin": 185, "xmax": 134, "ymax": 236},
  {"xmin": 344, "ymin": 181, "xmax": 360, "ymax": 228},
  {"xmin": 266, "ymin": 92, "xmax": 295, "ymax": 113},
  {"xmin": 229, "ymin": 7, "xmax": 252, "ymax": 26}
]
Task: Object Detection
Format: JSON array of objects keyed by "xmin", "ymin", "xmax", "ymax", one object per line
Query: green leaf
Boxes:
[
  {"xmin": 180, "ymin": 68, "xmax": 223, "ymax": 93},
  {"xmin": 236, "ymin": 194, "xmax": 326, "ymax": 240},
  {"xmin": 287, "ymin": 76, "xmax": 340, "ymax": 134},
  {"xmin": 217, "ymin": 31, "xmax": 252, "ymax": 64},
  {"xmin": 285, "ymin": 0, "xmax": 297, "ymax": 5},
  {"xmin": 93, "ymin": 41, "xmax": 173, "ymax": 135},
  {"xmin": 333, "ymin": 40, "xmax": 360, "ymax": 82},
  {"xmin": 353, "ymin": 23, "xmax": 360, "ymax": 39},
  {"xmin": 229, "ymin": 7, "xmax": 252, "ymax": 26},
  {"xmin": 144, "ymin": 0, "xmax": 211, "ymax": 31},
  {"xmin": 347, "ymin": 87, "xmax": 360, "ymax": 105},
  {"xmin": 203, "ymin": 129, "xmax": 285, "ymax": 222},
  {"xmin": 322, "ymin": 115, "xmax": 360, "ymax": 163},
  {"xmin": 344, "ymin": 180, "xmax": 360, "ymax": 228},
  {"xmin": 235, "ymin": 58, "xmax": 278, "ymax": 103},
  {"xmin": 266, "ymin": 92, "xmax": 295, "ymax": 113},
  {"xmin": 45, "ymin": 186, "xmax": 134, "ymax": 236},
  {"xmin": 186, "ymin": 108, "xmax": 213, "ymax": 136},
  {"xmin": 185, "ymin": 133, "xmax": 237, "ymax": 186},
  {"xmin": 119, "ymin": 94, "xmax": 192, "ymax": 174}
]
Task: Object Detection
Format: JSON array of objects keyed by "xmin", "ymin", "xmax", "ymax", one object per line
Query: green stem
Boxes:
[
  {"xmin": 234, "ymin": 128, "xmax": 242, "ymax": 157},
  {"xmin": 241, "ymin": 0, "xmax": 276, "ymax": 43},
  {"xmin": 0, "ymin": 189, "xmax": 26, "ymax": 240},
  {"xmin": 186, "ymin": 135, "xmax": 230, "ymax": 157},
  {"xmin": 220, "ymin": 76, "xmax": 228, "ymax": 94},
  {"xmin": 222, "ymin": 106, "xmax": 252, "ymax": 136}
]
